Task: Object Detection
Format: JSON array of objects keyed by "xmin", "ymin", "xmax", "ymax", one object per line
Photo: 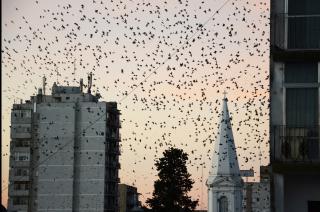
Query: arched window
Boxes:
[{"xmin": 218, "ymin": 196, "xmax": 228, "ymax": 212}]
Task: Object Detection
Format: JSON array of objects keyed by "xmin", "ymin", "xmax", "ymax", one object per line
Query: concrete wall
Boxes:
[
  {"xmin": 251, "ymin": 181, "xmax": 270, "ymax": 212},
  {"xmin": 271, "ymin": 0, "xmax": 286, "ymax": 15},
  {"xmin": 270, "ymin": 62, "xmax": 285, "ymax": 162},
  {"xmin": 35, "ymin": 103, "xmax": 76, "ymax": 212},
  {"xmin": 33, "ymin": 101, "xmax": 110, "ymax": 212},
  {"xmin": 270, "ymin": 0, "xmax": 286, "ymax": 49},
  {"xmin": 73, "ymin": 102, "xmax": 107, "ymax": 212},
  {"xmin": 270, "ymin": 62, "xmax": 285, "ymax": 126}
]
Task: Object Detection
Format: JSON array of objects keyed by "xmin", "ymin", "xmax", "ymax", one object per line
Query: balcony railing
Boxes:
[
  {"xmin": 9, "ymin": 186, "xmax": 30, "ymax": 196},
  {"xmin": 272, "ymin": 125, "xmax": 320, "ymax": 163},
  {"xmin": 273, "ymin": 13, "xmax": 320, "ymax": 50}
]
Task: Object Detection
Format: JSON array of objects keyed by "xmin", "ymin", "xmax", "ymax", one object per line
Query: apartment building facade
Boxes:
[
  {"xmin": 7, "ymin": 79, "xmax": 121, "ymax": 212},
  {"xmin": 270, "ymin": 0, "xmax": 320, "ymax": 211}
]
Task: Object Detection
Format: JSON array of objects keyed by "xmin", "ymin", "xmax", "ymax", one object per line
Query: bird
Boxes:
[{"xmin": 2, "ymin": 0, "xmax": 270, "ymax": 209}]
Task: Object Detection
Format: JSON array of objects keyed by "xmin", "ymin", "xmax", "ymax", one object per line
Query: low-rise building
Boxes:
[
  {"xmin": 119, "ymin": 184, "xmax": 143, "ymax": 212},
  {"xmin": 243, "ymin": 166, "xmax": 270, "ymax": 212}
]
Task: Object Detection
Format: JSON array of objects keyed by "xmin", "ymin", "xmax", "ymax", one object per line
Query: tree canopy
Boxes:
[{"xmin": 146, "ymin": 147, "xmax": 198, "ymax": 212}]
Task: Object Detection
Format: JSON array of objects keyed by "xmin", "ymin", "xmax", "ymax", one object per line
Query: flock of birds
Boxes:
[{"xmin": 2, "ymin": 0, "xmax": 270, "ymax": 208}]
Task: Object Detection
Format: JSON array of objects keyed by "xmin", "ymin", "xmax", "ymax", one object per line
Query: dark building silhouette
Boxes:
[{"xmin": 1, "ymin": 204, "xmax": 8, "ymax": 212}]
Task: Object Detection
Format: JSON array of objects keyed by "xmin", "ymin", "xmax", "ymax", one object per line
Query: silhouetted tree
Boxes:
[
  {"xmin": 146, "ymin": 148, "xmax": 198, "ymax": 212},
  {"xmin": 141, "ymin": 205, "xmax": 152, "ymax": 212},
  {"xmin": 1, "ymin": 204, "xmax": 7, "ymax": 212}
]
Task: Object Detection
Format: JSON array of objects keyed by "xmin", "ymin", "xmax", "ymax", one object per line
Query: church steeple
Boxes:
[
  {"xmin": 207, "ymin": 94, "xmax": 243, "ymax": 212},
  {"xmin": 209, "ymin": 94, "xmax": 240, "ymax": 177}
]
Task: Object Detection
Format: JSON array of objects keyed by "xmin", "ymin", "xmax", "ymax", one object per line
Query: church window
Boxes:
[{"xmin": 218, "ymin": 196, "xmax": 228, "ymax": 212}]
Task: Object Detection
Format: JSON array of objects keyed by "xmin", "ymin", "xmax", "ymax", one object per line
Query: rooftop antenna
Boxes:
[
  {"xmin": 73, "ymin": 59, "xmax": 76, "ymax": 83},
  {"xmin": 42, "ymin": 75, "xmax": 47, "ymax": 95},
  {"xmin": 80, "ymin": 78, "xmax": 83, "ymax": 93},
  {"xmin": 87, "ymin": 72, "xmax": 92, "ymax": 94},
  {"xmin": 55, "ymin": 64, "xmax": 59, "ymax": 85},
  {"xmin": 42, "ymin": 75, "xmax": 47, "ymax": 102}
]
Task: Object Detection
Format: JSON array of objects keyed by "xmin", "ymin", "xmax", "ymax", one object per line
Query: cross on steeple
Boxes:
[{"xmin": 223, "ymin": 90, "xmax": 227, "ymax": 99}]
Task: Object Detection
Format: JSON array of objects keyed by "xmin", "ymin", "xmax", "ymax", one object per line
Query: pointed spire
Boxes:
[{"xmin": 209, "ymin": 95, "xmax": 240, "ymax": 178}]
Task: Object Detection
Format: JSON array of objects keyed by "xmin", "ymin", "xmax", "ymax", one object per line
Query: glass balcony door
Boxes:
[
  {"xmin": 272, "ymin": 62, "xmax": 320, "ymax": 162},
  {"xmin": 286, "ymin": 88, "xmax": 318, "ymax": 126},
  {"xmin": 287, "ymin": 15, "xmax": 320, "ymax": 49},
  {"xmin": 287, "ymin": 0, "xmax": 320, "ymax": 49}
]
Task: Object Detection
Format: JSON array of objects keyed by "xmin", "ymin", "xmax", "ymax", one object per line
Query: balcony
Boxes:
[
  {"xmin": 9, "ymin": 187, "xmax": 30, "ymax": 196},
  {"xmin": 11, "ymin": 117, "xmax": 32, "ymax": 124},
  {"xmin": 272, "ymin": 125, "xmax": 320, "ymax": 163},
  {"xmin": 10, "ymin": 124, "xmax": 32, "ymax": 139},
  {"xmin": 10, "ymin": 175, "xmax": 30, "ymax": 181},
  {"xmin": 10, "ymin": 204, "xmax": 28, "ymax": 211},
  {"xmin": 11, "ymin": 161, "xmax": 30, "ymax": 167},
  {"xmin": 273, "ymin": 13, "xmax": 320, "ymax": 51}
]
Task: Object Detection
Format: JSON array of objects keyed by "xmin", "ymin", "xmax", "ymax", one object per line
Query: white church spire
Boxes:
[
  {"xmin": 209, "ymin": 94, "xmax": 240, "ymax": 177},
  {"xmin": 207, "ymin": 94, "xmax": 243, "ymax": 212}
]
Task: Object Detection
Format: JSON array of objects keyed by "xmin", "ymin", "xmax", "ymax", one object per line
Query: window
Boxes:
[
  {"xmin": 14, "ymin": 152, "xmax": 30, "ymax": 161},
  {"xmin": 54, "ymin": 97, "xmax": 62, "ymax": 102},
  {"xmin": 13, "ymin": 110, "xmax": 31, "ymax": 119},
  {"xmin": 287, "ymin": 0, "xmax": 320, "ymax": 49},
  {"xmin": 286, "ymin": 88, "xmax": 318, "ymax": 126},
  {"xmin": 285, "ymin": 63, "xmax": 318, "ymax": 83},
  {"xmin": 15, "ymin": 140, "xmax": 30, "ymax": 147},
  {"xmin": 288, "ymin": 0, "xmax": 320, "ymax": 15},
  {"xmin": 285, "ymin": 62, "xmax": 319, "ymax": 126},
  {"xmin": 218, "ymin": 196, "xmax": 228, "ymax": 212},
  {"xmin": 14, "ymin": 168, "xmax": 29, "ymax": 176},
  {"xmin": 25, "ymin": 110, "xmax": 31, "ymax": 118},
  {"xmin": 13, "ymin": 181, "xmax": 30, "ymax": 190},
  {"xmin": 283, "ymin": 62, "xmax": 319, "ymax": 161},
  {"xmin": 14, "ymin": 126, "xmax": 31, "ymax": 134}
]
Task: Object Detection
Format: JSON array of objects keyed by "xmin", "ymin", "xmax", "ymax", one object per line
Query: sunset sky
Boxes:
[{"xmin": 2, "ymin": 0, "xmax": 270, "ymax": 209}]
